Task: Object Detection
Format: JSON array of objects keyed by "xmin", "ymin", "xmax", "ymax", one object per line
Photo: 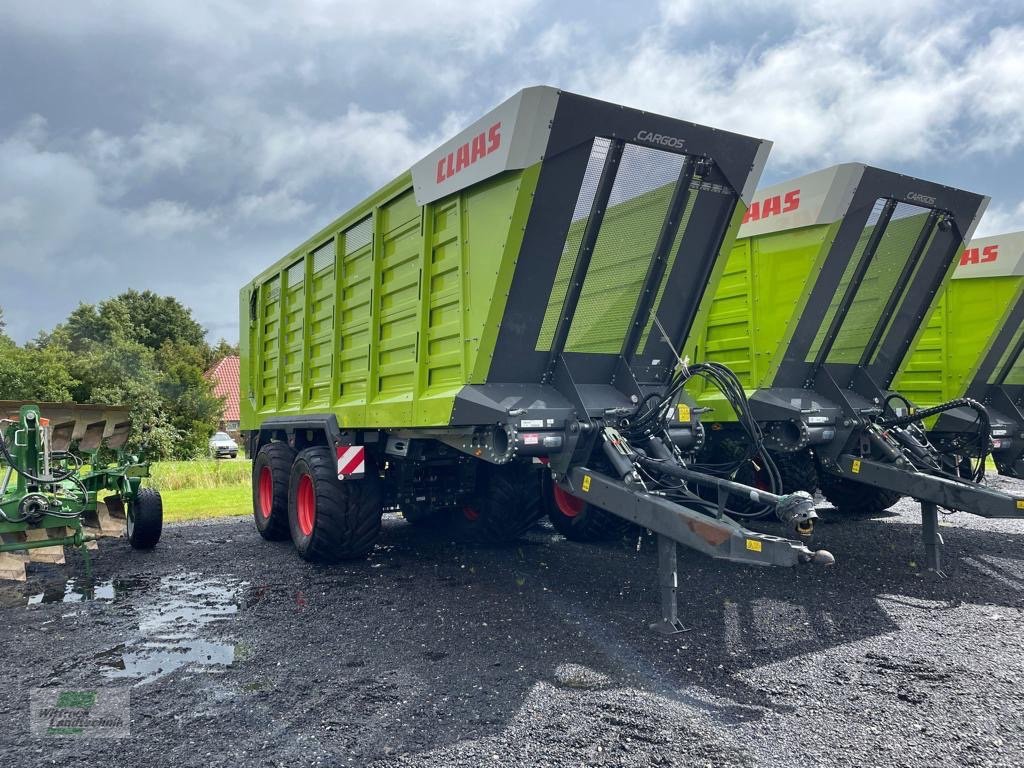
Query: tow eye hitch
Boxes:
[{"xmin": 775, "ymin": 491, "xmax": 817, "ymax": 537}]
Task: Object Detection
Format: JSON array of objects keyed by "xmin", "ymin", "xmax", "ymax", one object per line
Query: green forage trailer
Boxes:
[
  {"xmin": 683, "ymin": 163, "xmax": 1024, "ymax": 571},
  {"xmin": 896, "ymin": 231, "xmax": 1024, "ymax": 477},
  {"xmin": 241, "ymin": 86, "xmax": 833, "ymax": 632}
]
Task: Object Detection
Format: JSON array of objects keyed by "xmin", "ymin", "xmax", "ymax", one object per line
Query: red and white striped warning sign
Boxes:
[{"xmin": 336, "ymin": 445, "xmax": 365, "ymax": 479}]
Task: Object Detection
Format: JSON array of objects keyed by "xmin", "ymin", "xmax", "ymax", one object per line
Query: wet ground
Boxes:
[{"xmin": 2, "ymin": 479, "xmax": 1024, "ymax": 767}]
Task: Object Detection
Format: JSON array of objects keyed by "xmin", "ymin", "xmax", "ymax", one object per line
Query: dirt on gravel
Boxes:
[{"xmin": 2, "ymin": 479, "xmax": 1024, "ymax": 767}]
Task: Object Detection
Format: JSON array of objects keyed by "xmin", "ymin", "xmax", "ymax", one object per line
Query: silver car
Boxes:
[{"xmin": 208, "ymin": 431, "xmax": 238, "ymax": 459}]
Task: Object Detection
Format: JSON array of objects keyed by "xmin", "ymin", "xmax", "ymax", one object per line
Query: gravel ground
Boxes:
[{"xmin": 2, "ymin": 478, "xmax": 1024, "ymax": 767}]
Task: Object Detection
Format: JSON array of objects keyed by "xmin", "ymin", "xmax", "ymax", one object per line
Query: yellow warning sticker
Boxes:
[
  {"xmin": 677, "ymin": 404, "xmax": 691, "ymax": 422},
  {"xmin": 746, "ymin": 539, "xmax": 762, "ymax": 552},
  {"xmin": 1017, "ymin": 499, "xmax": 1024, "ymax": 510},
  {"xmin": 852, "ymin": 459, "xmax": 861, "ymax": 474},
  {"xmin": 582, "ymin": 475, "xmax": 591, "ymax": 493}
]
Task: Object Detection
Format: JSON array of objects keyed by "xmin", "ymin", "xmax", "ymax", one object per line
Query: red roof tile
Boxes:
[{"xmin": 205, "ymin": 355, "xmax": 240, "ymax": 422}]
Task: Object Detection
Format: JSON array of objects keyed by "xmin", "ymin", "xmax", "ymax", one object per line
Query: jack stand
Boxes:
[
  {"xmin": 650, "ymin": 534, "xmax": 689, "ymax": 635},
  {"xmin": 921, "ymin": 502, "xmax": 944, "ymax": 575}
]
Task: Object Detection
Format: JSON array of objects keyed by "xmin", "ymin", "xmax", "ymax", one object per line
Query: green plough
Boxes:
[{"xmin": 0, "ymin": 402, "xmax": 163, "ymax": 581}]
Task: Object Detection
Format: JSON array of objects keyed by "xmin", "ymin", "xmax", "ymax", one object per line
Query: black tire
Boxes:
[
  {"xmin": 128, "ymin": 488, "xmax": 163, "ymax": 549},
  {"xmin": 230, "ymin": 452, "xmax": 238, "ymax": 459},
  {"xmin": 253, "ymin": 442, "xmax": 295, "ymax": 541},
  {"xmin": 773, "ymin": 450, "xmax": 819, "ymax": 495},
  {"xmin": 542, "ymin": 472, "xmax": 634, "ymax": 542},
  {"xmin": 288, "ymin": 446, "xmax": 383, "ymax": 562},
  {"xmin": 447, "ymin": 461, "xmax": 542, "ymax": 544},
  {"xmin": 819, "ymin": 472, "xmax": 902, "ymax": 515}
]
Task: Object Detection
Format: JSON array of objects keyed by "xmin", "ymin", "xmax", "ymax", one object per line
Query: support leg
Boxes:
[
  {"xmin": 921, "ymin": 502, "xmax": 944, "ymax": 575},
  {"xmin": 650, "ymin": 534, "xmax": 688, "ymax": 635}
]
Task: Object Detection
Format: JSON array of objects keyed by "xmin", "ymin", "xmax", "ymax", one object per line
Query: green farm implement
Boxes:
[
  {"xmin": 896, "ymin": 231, "xmax": 1024, "ymax": 478},
  {"xmin": 241, "ymin": 86, "xmax": 833, "ymax": 632},
  {"xmin": 684, "ymin": 163, "xmax": 1024, "ymax": 572},
  {"xmin": 0, "ymin": 402, "xmax": 163, "ymax": 581}
]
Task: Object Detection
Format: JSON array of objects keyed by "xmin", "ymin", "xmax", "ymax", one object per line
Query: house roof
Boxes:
[{"xmin": 205, "ymin": 355, "xmax": 240, "ymax": 422}]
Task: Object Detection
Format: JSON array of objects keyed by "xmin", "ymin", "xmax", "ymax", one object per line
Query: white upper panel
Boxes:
[
  {"xmin": 952, "ymin": 230, "xmax": 1024, "ymax": 279},
  {"xmin": 410, "ymin": 86, "xmax": 560, "ymax": 205},
  {"xmin": 736, "ymin": 163, "xmax": 866, "ymax": 239}
]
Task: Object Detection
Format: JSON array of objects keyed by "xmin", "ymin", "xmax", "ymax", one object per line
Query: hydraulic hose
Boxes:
[
  {"xmin": 882, "ymin": 397, "xmax": 991, "ymax": 483},
  {"xmin": 885, "ymin": 397, "xmax": 990, "ymax": 431}
]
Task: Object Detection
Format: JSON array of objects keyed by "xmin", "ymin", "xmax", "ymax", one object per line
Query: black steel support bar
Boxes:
[
  {"xmin": 652, "ymin": 535, "xmax": 688, "ymax": 634},
  {"xmin": 620, "ymin": 157, "xmax": 696, "ymax": 361},
  {"xmin": 811, "ymin": 198, "xmax": 898, "ymax": 371},
  {"xmin": 657, "ymin": 189, "xmax": 736, "ymax": 363},
  {"xmin": 833, "ymin": 455, "xmax": 1024, "ymax": 517},
  {"xmin": 966, "ymin": 294, "xmax": 1024, "ymax": 399},
  {"xmin": 995, "ymin": 325, "xmax": 1024, "ymax": 387},
  {"xmin": 543, "ymin": 139, "xmax": 625, "ymax": 382},
  {"xmin": 872, "ymin": 225, "xmax": 965, "ymax": 387},
  {"xmin": 921, "ymin": 501, "xmax": 944, "ymax": 573},
  {"xmin": 559, "ymin": 466, "xmax": 832, "ymax": 566},
  {"xmin": 639, "ymin": 455, "xmax": 787, "ymax": 507},
  {"xmin": 857, "ymin": 210, "xmax": 939, "ymax": 367}
]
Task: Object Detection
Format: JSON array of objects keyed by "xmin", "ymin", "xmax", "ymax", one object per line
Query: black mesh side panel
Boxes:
[
  {"xmin": 535, "ymin": 139, "xmax": 611, "ymax": 350},
  {"xmin": 806, "ymin": 200, "xmax": 933, "ymax": 364},
  {"xmin": 561, "ymin": 144, "xmax": 686, "ymax": 354}
]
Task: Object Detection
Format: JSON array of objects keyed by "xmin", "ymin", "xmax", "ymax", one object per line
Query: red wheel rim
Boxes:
[
  {"xmin": 553, "ymin": 485, "xmax": 585, "ymax": 518},
  {"xmin": 258, "ymin": 467, "xmax": 273, "ymax": 520},
  {"xmin": 297, "ymin": 474, "xmax": 315, "ymax": 536},
  {"xmin": 462, "ymin": 504, "xmax": 480, "ymax": 522}
]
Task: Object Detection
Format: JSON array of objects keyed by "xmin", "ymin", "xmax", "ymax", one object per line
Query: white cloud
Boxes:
[
  {"xmin": 963, "ymin": 26, "xmax": 1024, "ymax": 152},
  {"xmin": 533, "ymin": 22, "xmax": 578, "ymax": 60},
  {"xmin": 973, "ymin": 199, "xmax": 1024, "ymax": 238},
  {"xmin": 567, "ymin": 4, "xmax": 1021, "ymax": 169},
  {"xmin": 0, "ymin": 0, "xmax": 539, "ymax": 54},
  {"xmin": 85, "ymin": 122, "xmax": 207, "ymax": 196},
  {"xmin": 253, "ymin": 104, "xmax": 442, "ymax": 190},
  {"xmin": 1, "ymin": 1, "xmax": 1022, "ymax": 346},
  {"xmin": 0, "ymin": 127, "xmax": 103, "ymax": 271},
  {"xmin": 121, "ymin": 199, "xmax": 217, "ymax": 238},
  {"xmin": 234, "ymin": 189, "xmax": 314, "ymax": 223}
]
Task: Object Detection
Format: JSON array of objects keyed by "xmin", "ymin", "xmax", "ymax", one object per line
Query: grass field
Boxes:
[
  {"xmin": 146, "ymin": 459, "xmax": 252, "ymax": 523},
  {"xmin": 159, "ymin": 483, "xmax": 252, "ymax": 523}
]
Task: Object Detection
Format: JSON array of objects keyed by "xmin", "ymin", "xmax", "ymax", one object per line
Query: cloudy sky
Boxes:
[{"xmin": 2, "ymin": 1, "xmax": 1023, "ymax": 344}]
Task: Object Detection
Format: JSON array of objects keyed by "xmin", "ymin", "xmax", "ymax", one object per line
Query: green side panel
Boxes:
[
  {"xmin": 281, "ymin": 258, "xmax": 306, "ymax": 409},
  {"xmin": 987, "ymin": 319, "xmax": 1024, "ymax": 385},
  {"xmin": 240, "ymin": 167, "xmax": 540, "ymax": 431},
  {"xmin": 466, "ymin": 164, "xmax": 541, "ymax": 384},
  {"xmin": 894, "ymin": 289, "xmax": 947, "ymax": 407},
  {"xmin": 895, "ymin": 275, "xmax": 1024, "ymax": 407},
  {"xmin": 564, "ymin": 184, "xmax": 677, "ymax": 354},
  {"xmin": 534, "ymin": 156, "xmax": 698, "ymax": 354},
  {"xmin": 807, "ymin": 212, "xmax": 933, "ymax": 364},
  {"xmin": 681, "ymin": 221, "xmax": 837, "ymax": 417}
]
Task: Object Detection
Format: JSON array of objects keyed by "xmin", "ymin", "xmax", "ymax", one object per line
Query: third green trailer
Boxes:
[
  {"xmin": 895, "ymin": 230, "xmax": 1024, "ymax": 478},
  {"xmin": 682, "ymin": 163, "xmax": 1024, "ymax": 571}
]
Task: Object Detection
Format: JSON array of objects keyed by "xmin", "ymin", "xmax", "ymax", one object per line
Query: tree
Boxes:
[
  {"xmin": 46, "ymin": 291, "xmax": 206, "ymax": 354},
  {"xmin": 69, "ymin": 333, "xmax": 180, "ymax": 460},
  {"xmin": 156, "ymin": 340, "xmax": 224, "ymax": 458},
  {"xmin": 0, "ymin": 337, "xmax": 78, "ymax": 402},
  {"xmin": 17, "ymin": 292, "xmax": 227, "ymax": 460},
  {"xmin": 206, "ymin": 338, "xmax": 240, "ymax": 368}
]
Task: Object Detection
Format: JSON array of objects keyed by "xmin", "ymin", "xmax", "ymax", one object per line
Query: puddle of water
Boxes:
[
  {"xmin": 26, "ymin": 577, "xmax": 127, "ymax": 605},
  {"xmin": 95, "ymin": 572, "xmax": 247, "ymax": 686}
]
